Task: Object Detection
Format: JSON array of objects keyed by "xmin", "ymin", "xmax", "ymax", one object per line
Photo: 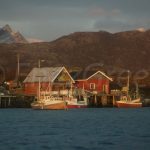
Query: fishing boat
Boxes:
[
  {"xmin": 116, "ymin": 71, "xmax": 142, "ymax": 108},
  {"xmin": 116, "ymin": 96, "xmax": 142, "ymax": 108},
  {"xmin": 62, "ymin": 88, "xmax": 88, "ymax": 108},
  {"xmin": 31, "ymin": 73, "xmax": 67, "ymax": 110},
  {"xmin": 31, "ymin": 91, "xmax": 67, "ymax": 110},
  {"xmin": 65, "ymin": 96, "xmax": 88, "ymax": 108}
]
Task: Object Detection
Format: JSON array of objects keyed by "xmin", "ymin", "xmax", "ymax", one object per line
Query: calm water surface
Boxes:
[{"xmin": 0, "ymin": 108, "xmax": 150, "ymax": 150}]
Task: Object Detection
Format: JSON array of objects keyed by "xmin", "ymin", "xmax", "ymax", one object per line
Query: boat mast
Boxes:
[
  {"xmin": 38, "ymin": 59, "xmax": 41, "ymax": 101},
  {"xmin": 135, "ymin": 82, "xmax": 139, "ymax": 98},
  {"xmin": 17, "ymin": 54, "xmax": 20, "ymax": 80},
  {"xmin": 127, "ymin": 70, "xmax": 130, "ymax": 98},
  {"xmin": 38, "ymin": 59, "xmax": 45, "ymax": 100},
  {"xmin": 48, "ymin": 74, "xmax": 51, "ymax": 95}
]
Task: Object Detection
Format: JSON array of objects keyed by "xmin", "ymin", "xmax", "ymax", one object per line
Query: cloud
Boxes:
[
  {"xmin": 93, "ymin": 16, "xmax": 150, "ymax": 33},
  {"xmin": 0, "ymin": 0, "xmax": 150, "ymax": 41},
  {"xmin": 88, "ymin": 7, "xmax": 121, "ymax": 17},
  {"xmin": 93, "ymin": 18, "xmax": 128, "ymax": 32}
]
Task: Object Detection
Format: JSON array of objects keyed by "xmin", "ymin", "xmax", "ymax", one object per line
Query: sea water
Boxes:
[{"xmin": 0, "ymin": 108, "xmax": 150, "ymax": 150}]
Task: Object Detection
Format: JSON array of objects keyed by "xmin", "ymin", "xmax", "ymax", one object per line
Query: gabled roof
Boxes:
[
  {"xmin": 71, "ymin": 71, "xmax": 96, "ymax": 80},
  {"xmin": 71, "ymin": 70, "xmax": 112, "ymax": 81},
  {"xmin": 87, "ymin": 71, "xmax": 113, "ymax": 81},
  {"xmin": 23, "ymin": 67, "xmax": 74, "ymax": 83}
]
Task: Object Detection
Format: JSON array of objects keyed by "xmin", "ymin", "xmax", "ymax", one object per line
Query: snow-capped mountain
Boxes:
[
  {"xmin": 27, "ymin": 38, "xmax": 44, "ymax": 43},
  {"xmin": 0, "ymin": 24, "xmax": 28, "ymax": 43}
]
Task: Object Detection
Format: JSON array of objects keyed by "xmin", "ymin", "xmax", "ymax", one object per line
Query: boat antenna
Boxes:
[
  {"xmin": 127, "ymin": 70, "xmax": 130, "ymax": 97},
  {"xmin": 38, "ymin": 59, "xmax": 41, "ymax": 101}
]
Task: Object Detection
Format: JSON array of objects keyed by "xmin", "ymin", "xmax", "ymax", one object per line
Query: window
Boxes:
[
  {"xmin": 90, "ymin": 83, "xmax": 95, "ymax": 90},
  {"xmin": 103, "ymin": 84, "xmax": 108, "ymax": 93}
]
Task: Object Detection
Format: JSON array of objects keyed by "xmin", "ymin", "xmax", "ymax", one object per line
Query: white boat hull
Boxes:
[
  {"xmin": 116, "ymin": 100, "xmax": 142, "ymax": 108},
  {"xmin": 31, "ymin": 100, "xmax": 67, "ymax": 110}
]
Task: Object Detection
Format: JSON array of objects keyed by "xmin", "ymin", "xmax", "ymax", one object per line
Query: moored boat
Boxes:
[
  {"xmin": 67, "ymin": 103, "xmax": 87, "ymax": 108},
  {"xmin": 116, "ymin": 99, "xmax": 142, "ymax": 108},
  {"xmin": 66, "ymin": 99, "xmax": 88, "ymax": 108},
  {"xmin": 31, "ymin": 92, "xmax": 67, "ymax": 110},
  {"xmin": 31, "ymin": 71, "xmax": 67, "ymax": 110},
  {"xmin": 116, "ymin": 71, "xmax": 142, "ymax": 108},
  {"xmin": 64, "ymin": 96, "xmax": 88, "ymax": 108}
]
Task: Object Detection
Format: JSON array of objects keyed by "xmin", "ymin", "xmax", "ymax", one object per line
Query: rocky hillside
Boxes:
[{"xmin": 0, "ymin": 30, "xmax": 150, "ymax": 86}]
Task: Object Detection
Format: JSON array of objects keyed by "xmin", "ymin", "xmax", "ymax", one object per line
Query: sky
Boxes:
[{"xmin": 0, "ymin": 0, "xmax": 150, "ymax": 41}]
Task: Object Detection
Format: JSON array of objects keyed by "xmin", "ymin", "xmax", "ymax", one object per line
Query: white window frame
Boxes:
[{"xmin": 90, "ymin": 83, "xmax": 95, "ymax": 90}]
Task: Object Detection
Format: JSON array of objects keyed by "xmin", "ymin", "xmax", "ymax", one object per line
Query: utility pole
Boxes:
[
  {"xmin": 38, "ymin": 59, "xmax": 45, "ymax": 68},
  {"xmin": 16, "ymin": 53, "xmax": 20, "ymax": 87},
  {"xmin": 38, "ymin": 59, "xmax": 41, "ymax": 68}
]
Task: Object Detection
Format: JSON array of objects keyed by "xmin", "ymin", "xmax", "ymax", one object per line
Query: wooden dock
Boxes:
[
  {"xmin": 0, "ymin": 95, "xmax": 34, "ymax": 108},
  {"xmin": 88, "ymin": 94, "xmax": 120, "ymax": 107},
  {"xmin": 0, "ymin": 95, "xmax": 16, "ymax": 108}
]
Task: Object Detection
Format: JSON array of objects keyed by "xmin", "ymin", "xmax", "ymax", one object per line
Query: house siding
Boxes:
[
  {"xmin": 76, "ymin": 79, "xmax": 110, "ymax": 93},
  {"xmin": 23, "ymin": 67, "xmax": 74, "ymax": 96}
]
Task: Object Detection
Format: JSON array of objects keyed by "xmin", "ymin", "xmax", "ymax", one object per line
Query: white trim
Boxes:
[
  {"xmin": 52, "ymin": 66, "xmax": 75, "ymax": 83},
  {"xmin": 63, "ymin": 67, "xmax": 75, "ymax": 83},
  {"xmin": 75, "ymin": 71, "xmax": 113, "ymax": 81},
  {"xmin": 87, "ymin": 71, "xmax": 113, "ymax": 81},
  {"xmin": 51, "ymin": 67, "xmax": 64, "ymax": 82},
  {"xmin": 90, "ymin": 83, "xmax": 96, "ymax": 90}
]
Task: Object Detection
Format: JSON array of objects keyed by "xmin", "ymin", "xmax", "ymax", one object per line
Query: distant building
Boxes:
[
  {"xmin": 23, "ymin": 67, "xmax": 74, "ymax": 95},
  {"xmin": 71, "ymin": 70, "xmax": 113, "ymax": 94}
]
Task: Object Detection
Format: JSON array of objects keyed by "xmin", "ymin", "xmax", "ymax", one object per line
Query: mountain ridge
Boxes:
[
  {"xmin": 0, "ymin": 29, "xmax": 150, "ymax": 86},
  {"xmin": 0, "ymin": 24, "xmax": 28, "ymax": 43}
]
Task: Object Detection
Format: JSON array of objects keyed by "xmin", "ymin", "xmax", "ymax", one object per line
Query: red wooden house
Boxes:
[
  {"xmin": 72, "ymin": 70, "xmax": 112, "ymax": 94},
  {"xmin": 23, "ymin": 67, "xmax": 74, "ymax": 95}
]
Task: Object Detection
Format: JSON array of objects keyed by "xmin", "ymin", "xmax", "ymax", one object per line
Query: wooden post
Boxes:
[
  {"xmin": 8, "ymin": 97, "xmax": 11, "ymax": 107},
  {"xmin": 38, "ymin": 77, "xmax": 41, "ymax": 101},
  {"xmin": 0, "ymin": 96, "xmax": 1, "ymax": 108},
  {"xmin": 79, "ymin": 90, "xmax": 81, "ymax": 101},
  {"xmin": 5, "ymin": 98, "xmax": 7, "ymax": 108},
  {"xmin": 82, "ymin": 83, "xmax": 85, "ymax": 91},
  {"xmin": 102, "ymin": 95, "xmax": 107, "ymax": 106},
  {"xmin": 113, "ymin": 95, "xmax": 115, "ymax": 107},
  {"xmin": 94, "ymin": 94, "xmax": 97, "ymax": 106},
  {"xmin": 70, "ymin": 81, "xmax": 73, "ymax": 96}
]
